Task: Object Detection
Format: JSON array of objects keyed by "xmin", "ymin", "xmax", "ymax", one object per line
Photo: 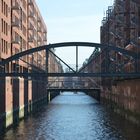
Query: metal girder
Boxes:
[
  {"xmin": 1, "ymin": 72, "xmax": 140, "ymax": 77},
  {"xmin": 49, "ymin": 49, "xmax": 76, "ymax": 73},
  {"xmin": 47, "ymin": 88, "xmax": 100, "ymax": 92},
  {"xmin": 76, "ymin": 45, "xmax": 78, "ymax": 72},
  {"xmin": 0, "ymin": 42, "xmax": 139, "ymax": 65}
]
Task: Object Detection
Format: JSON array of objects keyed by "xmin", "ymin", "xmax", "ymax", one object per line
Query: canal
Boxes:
[{"xmin": 1, "ymin": 92, "xmax": 140, "ymax": 140}]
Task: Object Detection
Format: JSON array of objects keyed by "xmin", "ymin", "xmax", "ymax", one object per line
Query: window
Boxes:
[
  {"xmin": 1, "ymin": 19, "xmax": 8, "ymax": 35},
  {"xmin": 6, "ymin": 4, "xmax": 8, "ymax": 17},
  {"xmin": 1, "ymin": 19, "xmax": 3, "ymax": 32},
  {"xmin": 3, "ymin": 39, "xmax": 5, "ymax": 53},
  {"xmin": 23, "ymin": 25, "xmax": 26, "ymax": 36},
  {"xmin": 22, "ymin": 12, "xmax": 26, "ymax": 23},
  {"xmin": 1, "ymin": 39, "xmax": 3, "ymax": 52},
  {"xmin": 22, "ymin": 39, "xmax": 26, "ymax": 51},
  {"xmin": 4, "ymin": 21, "xmax": 5, "ymax": 34},
  {"xmin": 6, "ymin": 23, "xmax": 8, "ymax": 35},
  {"xmin": 1, "ymin": 1, "xmax": 8, "ymax": 17},
  {"xmin": 4, "ymin": 2, "xmax": 5, "ymax": 15},
  {"xmin": 6, "ymin": 41, "xmax": 8, "ymax": 54},
  {"xmin": 1, "ymin": 0, "xmax": 3, "ymax": 13}
]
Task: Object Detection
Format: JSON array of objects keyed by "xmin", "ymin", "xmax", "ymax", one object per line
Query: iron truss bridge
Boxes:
[{"xmin": 0, "ymin": 42, "xmax": 140, "ymax": 78}]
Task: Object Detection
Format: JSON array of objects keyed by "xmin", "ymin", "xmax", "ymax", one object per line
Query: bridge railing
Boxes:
[{"xmin": 47, "ymin": 79, "xmax": 100, "ymax": 90}]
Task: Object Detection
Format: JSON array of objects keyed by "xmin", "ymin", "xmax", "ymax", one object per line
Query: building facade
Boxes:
[
  {"xmin": 80, "ymin": 0, "xmax": 140, "ymax": 124},
  {"xmin": 0, "ymin": 0, "xmax": 63, "ymax": 131},
  {"xmin": 100, "ymin": 0, "xmax": 140, "ymax": 124},
  {"xmin": 101, "ymin": 0, "xmax": 140, "ymax": 72}
]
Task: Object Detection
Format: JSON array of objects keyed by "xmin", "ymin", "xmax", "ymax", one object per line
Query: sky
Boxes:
[{"xmin": 36, "ymin": 0, "xmax": 114, "ymax": 69}]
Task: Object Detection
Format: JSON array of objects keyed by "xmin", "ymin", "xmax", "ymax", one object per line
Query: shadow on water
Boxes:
[
  {"xmin": 0, "ymin": 77, "xmax": 6, "ymax": 133},
  {"xmin": 0, "ymin": 92, "xmax": 140, "ymax": 140}
]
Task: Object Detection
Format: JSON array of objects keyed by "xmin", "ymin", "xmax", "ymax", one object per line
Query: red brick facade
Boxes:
[{"xmin": 0, "ymin": 0, "xmax": 63, "ymax": 131}]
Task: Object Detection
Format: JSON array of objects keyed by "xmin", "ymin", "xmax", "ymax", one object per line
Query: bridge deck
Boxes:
[{"xmin": 47, "ymin": 87, "xmax": 100, "ymax": 92}]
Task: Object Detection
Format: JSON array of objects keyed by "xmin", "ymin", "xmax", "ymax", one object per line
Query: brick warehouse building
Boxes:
[
  {"xmin": 100, "ymin": 0, "xmax": 140, "ymax": 123},
  {"xmin": 81, "ymin": 0, "xmax": 140, "ymax": 124},
  {"xmin": 0, "ymin": 0, "xmax": 63, "ymax": 131},
  {"xmin": 101, "ymin": 0, "xmax": 140, "ymax": 72}
]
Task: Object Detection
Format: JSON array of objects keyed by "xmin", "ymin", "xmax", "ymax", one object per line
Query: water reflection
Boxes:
[{"xmin": 1, "ymin": 92, "xmax": 140, "ymax": 140}]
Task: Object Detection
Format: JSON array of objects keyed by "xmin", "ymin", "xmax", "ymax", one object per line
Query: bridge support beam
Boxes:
[
  {"xmin": 49, "ymin": 49, "xmax": 76, "ymax": 73},
  {"xmin": 76, "ymin": 45, "xmax": 78, "ymax": 72},
  {"xmin": 48, "ymin": 92, "xmax": 51, "ymax": 103}
]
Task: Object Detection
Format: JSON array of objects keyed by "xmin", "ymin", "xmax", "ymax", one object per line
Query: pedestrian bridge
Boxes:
[
  {"xmin": 0, "ymin": 42, "xmax": 140, "ymax": 103},
  {"xmin": 47, "ymin": 87, "xmax": 100, "ymax": 93},
  {"xmin": 0, "ymin": 42, "xmax": 140, "ymax": 78}
]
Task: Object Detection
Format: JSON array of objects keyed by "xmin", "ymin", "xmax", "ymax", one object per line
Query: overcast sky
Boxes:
[{"xmin": 36, "ymin": 0, "xmax": 113, "ymax": 68}]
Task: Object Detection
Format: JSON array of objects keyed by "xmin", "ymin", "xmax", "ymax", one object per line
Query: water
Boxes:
[{"xmin": 1, "ymin": 92, "xmax": 140, "ymax": 140}]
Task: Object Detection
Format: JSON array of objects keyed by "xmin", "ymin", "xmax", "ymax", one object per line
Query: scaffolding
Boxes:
[{"xmin": 101, "ymin": 0, "xmax": 140, "ymax": 73}]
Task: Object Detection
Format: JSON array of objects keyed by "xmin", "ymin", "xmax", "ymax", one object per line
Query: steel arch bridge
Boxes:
[{"xmin": 0, "ymin": 42, "xmax": 140, "ymax": 78}]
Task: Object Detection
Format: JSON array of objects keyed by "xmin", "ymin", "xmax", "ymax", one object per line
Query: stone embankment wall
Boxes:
[
  {"xmin": 101, "ymin": 79, "xmax": 140, "ymax": 125},
  {"xmin": 0, "ymin": 77, "xmax": 48, "ymax": 133}
]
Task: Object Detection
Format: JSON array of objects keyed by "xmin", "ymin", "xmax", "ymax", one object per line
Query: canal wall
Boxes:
[
  {"xmin": 101, "ymin": 79, "xmax": 140, "ymax": 125},
  {"xmin": 0, "ymin": 77, "xmax": 48, "ymax": 133},
  {"xmin": 86, "ymin": 90, "xmax": 100, "ymax": 102}
]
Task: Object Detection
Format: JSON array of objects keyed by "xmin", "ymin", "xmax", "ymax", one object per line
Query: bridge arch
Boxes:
[
  {"xmin": 0, "ymin": 42, "xmax": 138, "ymax": 65},
  {"xmin": 0, "ymin": 42, "xmax": 140, "ymax": 78}
]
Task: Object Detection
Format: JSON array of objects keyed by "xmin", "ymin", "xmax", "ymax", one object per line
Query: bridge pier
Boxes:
[
  {"xmin": 86, "ymin": 89, "xmax": 100, "ymax": 102},
  {"xmin": 47, "ymin": 91, "xmax": 60, "ymax": 103},
  {"xmin": 47, "ymin": 88, "xmax": 101, "ymax": 102},
  {"xmin": 48, "ymin": 92, "xmax": 51, "ymax": 103}
]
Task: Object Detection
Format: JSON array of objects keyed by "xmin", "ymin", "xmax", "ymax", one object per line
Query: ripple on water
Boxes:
[{"xmin": 1, "ymin": 92, "xmax": 140, "ymax": 140}]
